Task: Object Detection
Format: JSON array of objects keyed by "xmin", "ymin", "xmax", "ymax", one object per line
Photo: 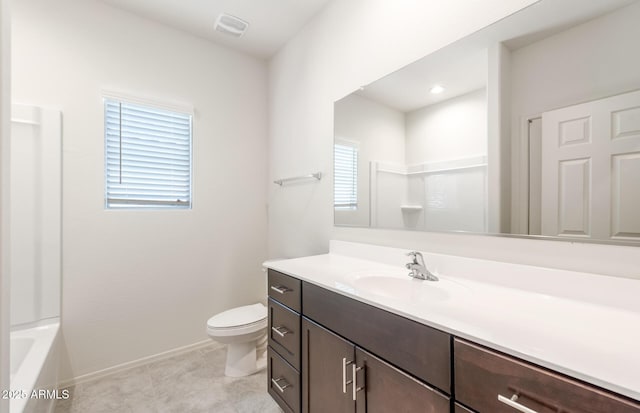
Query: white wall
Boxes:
[
  {"xmin": 0, "ymin": 0, "xmax": 11, "ymax": 409},
  {"xmin": 268, "ymin": 0, "xmax": 640, "ymax": 280},
  {"xmin": 510, "ymin": 2, "xmax": 640, "ymax": 119},
  {"xmin": 405, "ymin": 89, "xmax": 487, "ymax": 164},
  {"xmin": 334, "ymin": 94, "xmax": 405, "ymax": 227},
  {"xmin": 12, "ymin": 0, "xmax": 268, "ymax": 381}
]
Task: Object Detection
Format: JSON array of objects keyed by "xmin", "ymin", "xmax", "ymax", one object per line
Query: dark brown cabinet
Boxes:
[
  {"xmin": 354, "ymin": 346, "xmax": 450, "ymax": 413},
  {"xmin": 302, "ymin": 281, "xmax": 451, "ymax": 394},
  {"xmin": 454, "ymin": 339, "xmax": 640, "ymax": 413},
  {"xmin": 267, "ymin": 270, "xmax": 302, "ymax": 413},
  {"xmin": 268, "ymin": 270, "xmax": 640, "ymax": 413},
  {"xmin": 302, "ymin": 318, "xmax": 449, "ymax": 413},
  {"xmin": 302, "ymin": 319, "xmax": 355, "ymax": 413}
]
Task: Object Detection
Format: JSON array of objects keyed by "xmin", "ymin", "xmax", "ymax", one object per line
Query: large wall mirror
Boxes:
[{"xmin": 334, "ymin": 0, "xmax": 640, "ymax": 245}]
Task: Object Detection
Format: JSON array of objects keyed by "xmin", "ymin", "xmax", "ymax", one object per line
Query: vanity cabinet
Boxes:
[
  {"xmin": 267, "ymin": 270, "xmax": 640, "ymax": 413},
  {"xmin": 302, "ymin": 281, "xmax": 451, "ymax": 394},
  {"xmin": 267, "ymin": 270, "xmax": 302, "ymax": 413},
  {"xmin": 301, "ymin": 281, "xmax": 450, "ymax": 413},
  {"xmin": 454, "ymin": 339, "xmax": 640, "ymax": 413},
  {"xmin": 302, "ymin": 318, "xmax": 450, "ymax": 413}
]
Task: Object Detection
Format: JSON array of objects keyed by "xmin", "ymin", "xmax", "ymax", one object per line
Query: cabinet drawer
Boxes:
[
  {"xmin": 268, "ymin": 298, "xmax": 301, "ymax": 370},
  {"xmin": 268, "ymin": 269, "xmax": 301, "ymax": 312},
  {"xmin": 302, "ymin": 282, "xmax": 451, "ymax": 394},
  {"xmin": 454, "ymin": 339, "xmax": 640, "ymax": 413},
  {"xmin": 268, "ymin": 347, "xmax": 301, "ymax": 413}
]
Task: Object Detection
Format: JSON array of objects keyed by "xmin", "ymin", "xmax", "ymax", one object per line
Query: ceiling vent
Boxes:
[{"xmin": 214, "ymin": 13, "xmax": 249, "ymax": 38}]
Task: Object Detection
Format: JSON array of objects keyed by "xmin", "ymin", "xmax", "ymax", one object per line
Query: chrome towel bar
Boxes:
[{"xmin": 273, "ymin": 172, "xmax": 322, "ymax": 186}]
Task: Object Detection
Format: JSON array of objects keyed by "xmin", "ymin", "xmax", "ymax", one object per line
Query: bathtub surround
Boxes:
[
  {"xmin": 12, "ymin": 0, "xmax": 268, "ymax": 383},
  {"xmin": 9, "ymin": 322, "xmax": 60, "ymax": 413},
  {"xmin": 0, "ymin": 0, "xmax": 11, "ymax": 410},
  {"xmin": 9, "ymin": 104, "xmax": 62, "ymax": 326},
  {"xmin": 267, "ymin": 0, "xmax": 640, "ymax": 279}
]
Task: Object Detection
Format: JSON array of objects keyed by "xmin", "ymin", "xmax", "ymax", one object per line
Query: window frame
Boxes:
[
  {"xmin": 103, "ymin": 93, "xmax": 194, "ymax": 210},
  {"xmin": 334, "ymin": 139, "xmax": 359, "ymax": 210}
]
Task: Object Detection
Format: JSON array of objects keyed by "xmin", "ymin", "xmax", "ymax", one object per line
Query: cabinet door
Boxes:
[
  {"xmin": 302, "ymin": 318, "xmax": 355, "ymax": 413},
  {"xmin": 354, "ymin": 347, "xmax": 450, "ymax": 413}
]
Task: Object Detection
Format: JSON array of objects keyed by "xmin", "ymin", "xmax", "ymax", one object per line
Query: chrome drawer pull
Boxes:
[
  {"xmin": 271, "ymin": 377, "xmax": 291, "ymax": 393},
  {"xmin": 352, "ymin": 364, "xmax": 364, "ymax": 401},
  {"xmin": 270, "ymin": 285, "xmax": 291, "ymax": 294},
  {"xmin": 342, "ymin": 358, "xmax": 353, "ymax": 393},
  {"xmin": 498, "ymin": 394, "xmax": 539, "ymax": 413},
  {"xmin": 271, "ymin": 326, "xmax": 292, "ymax": 338}
]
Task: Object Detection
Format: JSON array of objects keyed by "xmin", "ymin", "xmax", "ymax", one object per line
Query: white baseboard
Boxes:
[{"xmin": 58, "ymin": 340, "xmax": 222, "ymax": 388}]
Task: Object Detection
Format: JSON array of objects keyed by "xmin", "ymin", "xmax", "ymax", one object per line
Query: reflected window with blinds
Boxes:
[
  {"xmin": 334, "ymin": 142, "xmax": 358, "ymax": 210},
  {"xmin": 104, "ymin": 98, "xmax": 192, "ymax": 209}
]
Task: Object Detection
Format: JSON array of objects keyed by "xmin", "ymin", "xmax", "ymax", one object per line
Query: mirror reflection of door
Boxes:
[
  {"xmin": 540, "ymin": 89, "xmax": 640, "ymax": 241},
  {"xmin": 528, "ymin": 117, "xmax": 542, "ymax": 236}
]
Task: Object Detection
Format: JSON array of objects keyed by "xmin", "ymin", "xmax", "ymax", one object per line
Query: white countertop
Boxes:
[{"xmin": 264, "ymin": 241, "xmax": 640, "ymax": 401}]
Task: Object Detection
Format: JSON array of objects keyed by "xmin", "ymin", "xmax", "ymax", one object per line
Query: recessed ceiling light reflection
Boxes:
[{"xmin": 430, "ymin": 85, "xmax": 445, "ymax": 94}]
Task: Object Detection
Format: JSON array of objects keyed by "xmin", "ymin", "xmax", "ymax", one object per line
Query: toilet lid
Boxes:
[{"xmin": 207, "ymin": 303, "xmax": 267, "ymax": 329}]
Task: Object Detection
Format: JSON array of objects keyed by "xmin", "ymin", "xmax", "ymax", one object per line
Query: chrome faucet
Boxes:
[{"xmin": 405, "ymin": 251, "xmax": 438, "ymax": 281}]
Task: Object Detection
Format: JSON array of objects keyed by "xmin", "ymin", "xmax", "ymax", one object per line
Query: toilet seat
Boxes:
[{"xmin": 207, "ymin": 303, "xmax": 267, "ymax": 337}]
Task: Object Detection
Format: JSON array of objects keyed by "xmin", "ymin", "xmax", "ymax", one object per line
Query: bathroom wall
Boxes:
[
  {"xmin": 0, "ymin": 0, "xmax": 11, "ymax": 409},
  {"xmin": 12, "ymin": 0, "xmax": 268, "ymax": 382},
  {"xmin": 268, "ymin": 0, "xmax": 640, "ymax": 279},
  {"xmin": 334, "ymin": 94, "xmax": 405, "ymax": 227},
  {"xmin": 405, "ymin": 89, "xmax": 487, "ymax": 165}
]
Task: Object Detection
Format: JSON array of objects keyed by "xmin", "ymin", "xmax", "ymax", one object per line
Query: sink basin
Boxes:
[{"xmin": 353, "ymin": 275, "xmax": 450, "ymax": 302}]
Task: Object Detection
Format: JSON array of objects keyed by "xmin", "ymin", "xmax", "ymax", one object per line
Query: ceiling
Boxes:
[
  {"xmin": 354, "ymin": 0, "xmax": 637, "ymax": 113},
  {"xmin": 99, "ymin": 0, "xmax": 332, "ymax": 58}
]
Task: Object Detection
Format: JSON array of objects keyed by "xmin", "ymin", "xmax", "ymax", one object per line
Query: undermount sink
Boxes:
[{"xmin": 352, "ymin": 273, "xmax": 450, "ymax": 302}]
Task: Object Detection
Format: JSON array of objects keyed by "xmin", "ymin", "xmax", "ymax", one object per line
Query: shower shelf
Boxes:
[{"xmin": 400, "ymin": 205, "xmax": 423, "ymax": 211}]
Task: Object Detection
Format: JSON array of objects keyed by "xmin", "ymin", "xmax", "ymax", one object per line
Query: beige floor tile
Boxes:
[{"xmin": 54, "ymin": 345, "xmax": 282, "ymax": 413}]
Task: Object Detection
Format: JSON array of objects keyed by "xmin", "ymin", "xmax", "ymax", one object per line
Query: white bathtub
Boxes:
[{"xmin": 10, "ymin": 321, "xmax": 60, "ymax": 413}]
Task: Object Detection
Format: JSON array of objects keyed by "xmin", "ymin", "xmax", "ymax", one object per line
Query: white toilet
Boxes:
[{"xmin": 206, "ymin": 303, "xmax": 268, "ymax": 377}]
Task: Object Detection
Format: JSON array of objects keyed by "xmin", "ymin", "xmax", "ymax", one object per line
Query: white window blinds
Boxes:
[
  {"xmin": 334, "ymin": 143, "xmax": 358, "ymax": 209},
  {"xmin": 105, "ymin": 98, "xmax": 192, "ymax": 209}
]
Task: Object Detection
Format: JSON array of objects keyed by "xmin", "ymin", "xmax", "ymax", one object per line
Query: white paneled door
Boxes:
[{"xmin": 541, "ymin": 89, "xmax": 640, "ymax": 240}]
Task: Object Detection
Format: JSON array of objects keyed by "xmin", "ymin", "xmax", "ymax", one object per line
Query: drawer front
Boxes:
[
  {"xmin": 302, "ymin": 282, "xmax": 451, "ymax": 394},
  {"xmin": 268, "ymin": 347, "xmax": 301, "ymax": 413},
  {"xmin": 268, "ymin": 298, "xmax": 301, "ymax": 370},
  {"xmin": 268, "ymin": 269, "xmax": 301, "ymax": 312},
  {"xmin": 454, "ymin": 339, "xmax": 640, "ymax": 413}
]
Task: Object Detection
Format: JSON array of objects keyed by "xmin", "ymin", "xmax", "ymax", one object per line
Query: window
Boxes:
[
  {"xmin": 104, "ymin": 98, "xmax": 192, "ymax": 209},
  {"xmin": 334, "ymin": 142, "xmax": 358, "ymax": 209}
]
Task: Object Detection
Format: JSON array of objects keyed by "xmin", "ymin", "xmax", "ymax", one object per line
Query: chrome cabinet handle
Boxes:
[
  {"xmin": 270, "ymin": 285, "xmax": 291, "ymax": 294},
  {"xmin": 352, "ymin": 364, "xmax": 364, "ymax": 401},
  {"xmin": 342, "ymin": 358, "xmax": 353, "ymax": 393},
  {"xmin": 271, "ymin": 326, "xmax": 292, "ymax": 338},
  {"xmin": 271, "ymin": 377, "xmax": 291, "ymax": 393},
  {"xmin": 498, "ymin": 394, "xmax": 539, "ymax": 413}
]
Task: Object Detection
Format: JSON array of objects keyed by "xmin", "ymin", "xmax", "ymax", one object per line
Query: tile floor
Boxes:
[{"xmin": 54, "ymin": 344, "xmax": 282, "ymax": 413}]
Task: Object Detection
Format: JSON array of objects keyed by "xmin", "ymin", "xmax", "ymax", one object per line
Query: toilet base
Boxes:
[{"xmin": 224, "ymin": 335, "xmax": 267, "ymax": 377}]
